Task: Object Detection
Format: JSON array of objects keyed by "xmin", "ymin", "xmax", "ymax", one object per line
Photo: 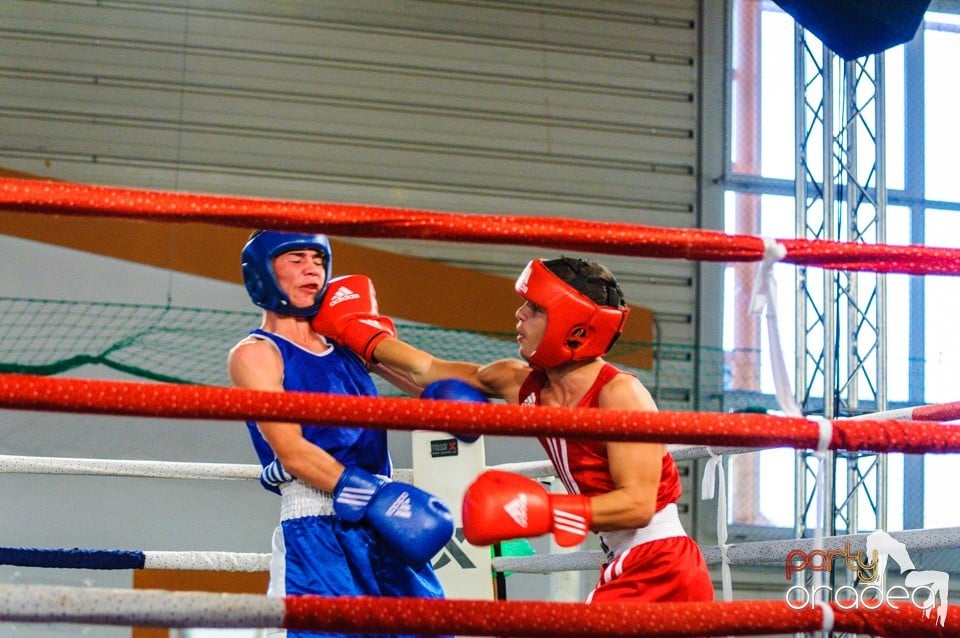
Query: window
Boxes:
[{"xmin": 723, "ymin": 1, "xmax": 960, "ymax": 534}]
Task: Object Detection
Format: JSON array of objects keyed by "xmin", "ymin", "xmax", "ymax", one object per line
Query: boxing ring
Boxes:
[{"xmin": 3, "ymin": 176, "xmax": 960, "ymax": 636}]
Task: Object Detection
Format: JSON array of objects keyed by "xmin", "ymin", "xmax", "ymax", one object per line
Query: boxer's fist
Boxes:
[
  {"xmin": 311, "ymin": 275, "xmax": 396, "ymax": 362},
  {"xmin": 333, "ymin": 466, "xmax": 454, "ymax": 566},
  {"xmin": 462, "ymin": 469, "xmax": 591, "ymax": 547},
  {"xmin": 420, "ymin": 379, "xmax": 487, "ymax": 443}
]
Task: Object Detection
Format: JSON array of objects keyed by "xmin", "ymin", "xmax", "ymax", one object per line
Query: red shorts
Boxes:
[{"xmin": 587, "ymin": 535, "xmax": 714, "ymax": 603}]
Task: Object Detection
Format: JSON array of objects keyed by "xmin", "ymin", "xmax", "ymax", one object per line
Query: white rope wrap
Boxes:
[
  {"xmin": 812, "ymin": 417, "xmax": 833, "ymax": 455},
  {"xmin": 817, "ymin": 601, "xmax": 835, "ymax": 633},
  {"xmin": 0, "ymin": 584, "xmax": 285, "ymax": 628},
  {"xmin": 702, "ymin": 448, "xmax": 733, "ymax": 601},
  {"xmin": 748, "ymin": 237, "xmax": 802, "ymax": 418},
  {"xmin": 809, "ymin": 417, "xmax": 832, "ymax": 600},
  {"xmin": 748, "ymin": 237, "xmax": 788, "ymax": 316}
]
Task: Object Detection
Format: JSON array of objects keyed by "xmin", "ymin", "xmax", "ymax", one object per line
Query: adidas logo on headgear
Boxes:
[{"xmin": 328, "ymin": 285, "xmax": 361, "ymax": 307}]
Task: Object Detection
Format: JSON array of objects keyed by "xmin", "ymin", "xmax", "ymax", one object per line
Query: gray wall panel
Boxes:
[{"xmin": 0, "ymin": 2, "xmax": 710, "ymax": 620}]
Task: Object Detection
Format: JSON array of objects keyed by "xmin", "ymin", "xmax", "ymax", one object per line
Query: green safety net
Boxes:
[
  {"xmin": 0, "ymin": 296, "xmax": 722, "ymax": 406},
  {"xmin": 0, "ymin": 296, "xmax": 495, "ymax": 386}
]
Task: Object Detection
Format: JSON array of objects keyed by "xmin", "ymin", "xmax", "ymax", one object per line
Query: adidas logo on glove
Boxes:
[
  {"xmin": 503, "ymin": 493, "xmax": 528, "ymax": 528},
  {"xmin": 360, "ymin": 318, "xmax": 386, "ymax": 329},
  {"xmin": 385, "ymin": 491, "xmax": 414, "ymax": 519},
  {"xmin": 336, "ymin": 484, "xmax": 377, "ymax": 509},
  {"xmin": 328, "ymin": 285, "xmax": 361, "ymax": 307}
]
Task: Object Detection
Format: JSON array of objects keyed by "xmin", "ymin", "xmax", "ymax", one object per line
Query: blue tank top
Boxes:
[{"xmin": 244, "ymin": 329, "xmax": 391, "ymax": 492}]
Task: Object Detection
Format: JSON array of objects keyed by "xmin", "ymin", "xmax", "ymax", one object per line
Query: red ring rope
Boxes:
[
  {"xmin": 284, "ymin": 597, "xmax": 822, "ymax": 637},
  {"xmin": 2, "ymin": 177, "xmax": 960, "ymax": 275},
  {"xmin": 1, "ymin": 373, "xmax": 959, "ymax": 454},
  {"xmin": 281, "ymin": 596, "xmax": 956, "ymax": 637}
]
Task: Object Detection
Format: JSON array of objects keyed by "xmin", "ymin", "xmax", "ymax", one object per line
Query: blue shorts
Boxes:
[{"xmin": 271, "ymin": 515, "xmax": 449, "ymax": 638}]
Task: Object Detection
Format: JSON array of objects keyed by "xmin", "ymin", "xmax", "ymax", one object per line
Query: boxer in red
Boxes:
[{"xmin": 313, "ymin": 255, "xmax": 714, "ymax": 605}]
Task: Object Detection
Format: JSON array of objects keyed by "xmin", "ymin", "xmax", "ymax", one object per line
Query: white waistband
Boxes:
[
  {"xmin": 279, "ymin": 480, "xmax": 334, "ymax": 521},
  {"xmin": 597, "ymin": 503, "xmax": 687, "ymax": 558}
]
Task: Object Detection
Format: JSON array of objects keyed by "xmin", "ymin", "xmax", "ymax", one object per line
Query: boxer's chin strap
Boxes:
[{"xmin": 702, "ymin": 447, "xmax": 733, "ymax": 601}]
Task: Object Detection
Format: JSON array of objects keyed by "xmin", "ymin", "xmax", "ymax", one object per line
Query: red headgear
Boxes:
[{"xmin": 514, "ymin": 259, "xmax": 629, "ymax": 368}]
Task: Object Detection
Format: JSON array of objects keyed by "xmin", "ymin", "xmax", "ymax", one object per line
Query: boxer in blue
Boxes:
[{"xmin": 228, "ymin": 230, "xmax": 452, "ymax": 638}]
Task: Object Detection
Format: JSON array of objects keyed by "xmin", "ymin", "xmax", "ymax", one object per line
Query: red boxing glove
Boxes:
[
  {"xmin": 462, "ymin": 469, "xmax": 591, "ymax": 548},
  {"xmin": 311, "ymin": 274, "xmax": 397, "ymax": 362}
]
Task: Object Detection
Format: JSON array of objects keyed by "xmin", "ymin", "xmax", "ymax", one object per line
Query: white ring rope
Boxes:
[
  {"xmin": 0, "ymin": 455, "xmax": 417, "ymax": 483},
  {"xmin": 143, "ymin": 551, "xmax": 269, "ymax": 571},
  {"xmin": 0, "ymin": 454, "xmax": 261, "ymax": 480},
  {"xmin": 0, "ymin": 584, "xmax": 284, "ymax": 629},
  {"xmin": 699, "ymin": 526, "xmax": 960, "ymax": 565},
  {"xmin": 0, "ymin": 448, "xmax": 760, "ymax": 482},
  {"xmin": 0, "ymin": 454, "xmax": 561, "ymax": 482},
  {"xmin": 669, "ymin": 445, "xmax": 758, "ymax": 460}
]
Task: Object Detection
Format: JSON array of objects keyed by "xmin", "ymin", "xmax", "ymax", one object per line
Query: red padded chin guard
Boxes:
[{"xmin": 514, "ymin": 259, "xmax": 628, "ymax": 369}]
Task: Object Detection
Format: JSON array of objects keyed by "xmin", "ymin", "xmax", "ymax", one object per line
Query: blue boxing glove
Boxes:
[
  {"xmin": 333, "ymin": 466, "xmax": 454, "ymax": 566},
  {"xmin": 420, "ymin": 379, "xmax": 488, "ymax": 443}
]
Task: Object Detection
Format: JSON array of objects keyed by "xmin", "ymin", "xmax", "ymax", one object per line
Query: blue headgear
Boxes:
[{"xmin": 241, "ymin": 231, "xmax": 332, "ymax": 316}]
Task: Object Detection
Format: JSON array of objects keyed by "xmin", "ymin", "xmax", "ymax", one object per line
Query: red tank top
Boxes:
[{"xmin": 519, "ymin": 363, "xmax": 682, "ymax": 511}]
